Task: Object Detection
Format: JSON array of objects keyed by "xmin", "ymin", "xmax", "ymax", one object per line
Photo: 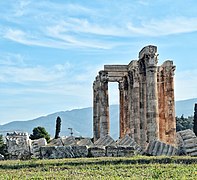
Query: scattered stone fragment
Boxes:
[
  {"xmin": 117, "ymin": 146, "xmax": 135, "ymax": 157},
  {"xmin": 117, "ymin": 134, "xmax": 144, "ymax": 155},
  {"xmin": 71, "ymin": 146, "xmax": 88, "ymax": 158},
  {"xmin": 106, "ymin": 145, "xmax": 135, "ymax": 157},
  {"xmin": 106, "ymin": 146, "xmax": 118, "ymax": 157},
  {"xmin": 146, "ymin": 140, "xmax": 178, "ymax": 156},
  {"xmin": 77, "ymin": 138, "xmax": 94, "ymax": 147},
  {"xmin": 48, "ymin": 138, "xmax": 63, "ymax": 146},
  {"xmin": 62, "ymin": 136, "xmax": 77, "ymax": 146},
  {"xmin": 88, "ymin": 146, "xmax": 106, "ymax": 157},
  {"xmin": 31, "ymin": 138, "xmax": 47, "ymax": 158},
  {"xmin": 6, "ymin": 132, "xmax": 31, "ymax": 160},
  {"xmin": 94, "ymin": 135, "xmax": 116, "ymax": 146},
  {"xmin": 40, "ymin": 145, "xmax": 88, "ymax": 159},
  {"xmin": 177, "ymin": 129, "xmax": 197, "ymax": 156}
]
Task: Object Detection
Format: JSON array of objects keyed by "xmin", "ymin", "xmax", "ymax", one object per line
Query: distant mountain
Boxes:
[
  {"xmin": 0, "ymin": 98, "xmax": 197, "ymax": 139},
  {"xmin": 175, "ymin": 98, "xmax": 197, "ymax": 117}
]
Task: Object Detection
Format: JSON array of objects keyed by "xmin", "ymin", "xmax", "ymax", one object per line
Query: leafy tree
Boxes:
[
  {"xmin": 30, "ymin": 126, "xmax": 50, "ymax": 143},
  {"xmin": 176, "ymin": 115, "xmax": 193, "ymax": 132},
  {"xmin": 55, "ymin": 116, "xmax": 61, "ymax": 139}
]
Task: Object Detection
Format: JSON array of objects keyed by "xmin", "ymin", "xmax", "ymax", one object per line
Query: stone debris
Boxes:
[
  {"xmin": 94, "ymin": 135, "xmax": 116, "ymax": 146},
  {"xmin": 88, "ymin": 146, "xmax": 106, "ymax": 157},
  {"xmin": 48, "ymin": 138, "xmax": 64, "ymax": 146},
  {"xmin": 62, "ymin": 136, "xmax": 77, "ymax": 146},
  {"xmin": 146, "ymin": 140, "xmax": 178, "ymax": 156},
  {"xmin": 117, "ymin": 134, "xmax": 144, "ymax": 155},
  {"xmin": 40, "ymin": 146, "xmax": 88, "ymax": 159},
  {"xmin": 177, "ymin": 129, "xmax": 197, "ymax": 156},
  {"xmin": 106, "ymin": 146, "xmax": 135, "ymax": 157},
  {"xmin": 6, "ymin": 132, "xmax": 31, "ymax": 160},
  {"xmin": 77, "ymin": 138, "xmax": 94, "ymax": 147},
  {"xmin": 31, "ymin": 138, "xmax": 47, "ymax": 158}
]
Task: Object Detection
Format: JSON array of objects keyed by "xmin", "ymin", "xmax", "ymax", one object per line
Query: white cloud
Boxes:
[
  {"xmin": 14, "ymin": 0, "xmax": 31, "ymax": 17},
  {"xmin": 0, "ymin": 53, "xmax": 25, "ymax": 66},
  {"xmin": 127, "ymin": 17, "xmax": 197, "ymax": 36},
  {"xmin": 3, "ymin": 28, "xmax": 113, "ymax": 49},
  {"xmin": 0, "ymin": 58, "xmax": 71, "ymax": 83}
]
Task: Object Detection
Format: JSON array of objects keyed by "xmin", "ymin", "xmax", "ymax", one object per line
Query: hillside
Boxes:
[{"xmin": 0, "ymin": 98, "xmax": 197, "ymax": 139}]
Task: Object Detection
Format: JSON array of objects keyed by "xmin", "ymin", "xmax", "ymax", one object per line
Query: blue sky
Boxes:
[{"xmin": 0, "ymin": 0, "xmax": 197, "ymax": 124}]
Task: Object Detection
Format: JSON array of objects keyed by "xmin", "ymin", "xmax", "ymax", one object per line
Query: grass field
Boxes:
[{"xmin": 0, "ymin": 156, "xmax": 197, "ymax": 179}]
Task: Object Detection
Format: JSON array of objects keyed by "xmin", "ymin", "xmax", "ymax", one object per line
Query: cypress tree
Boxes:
[
  {"xmin": 55, "ymin": 116, "xmax": 61, "ymax": 139},
  {"xmin": 194, "ymin": 104, "xmax": 197, "ymax": 136}
]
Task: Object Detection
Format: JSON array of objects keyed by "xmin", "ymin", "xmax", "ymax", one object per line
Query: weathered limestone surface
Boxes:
[
  {"xmin": 106, "ymin": 146, "xmax": 135, "ymax": 157},
  {"xmin": 88, "ymin": 146, "xmax": 106, "ymax": 157},
  {"xmin": 117, "ymin": 134, "xmax": 144, "ymax": 155},
  {"xmin": 48, "ymin": 138, "xmax": 63, "ymax": 146},
  {"xmin": 40, "ymin": 146, "xmax": 88, "ymax": 159},
  {"xmin": 146, "ymin": 140, "xmax": 178, "ymax": 156},
  {"xmin": 93, "ymin": 45, "xmax": 176, "ymax": 148},
  {"xmin": 177, "ymin": 129, "xmax": 197, "ymax": 156},
  {"xmin": 62, "ymin": 136, "xmax": 77, "ymax": 146},
  {"xmin": 140, "ymin": 46, "xmax": 159, "ymax": 143},
  {"xmin": 6, "ymin": 132, "xmax": 31, "ymax": 160},
  {"xmin": 31, "ymin": 138, "xmax": 47, "ymax": 158},
  {"xmin": 158, "ymin": 61, "xmax": 176, "ymax": 145},
  {"xmin": 94, "ymin": 135, "xmax": 116, "ymax": 146}
]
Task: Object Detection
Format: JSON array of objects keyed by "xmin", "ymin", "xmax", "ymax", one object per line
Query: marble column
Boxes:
[
  {"xmin": 139, "ymin": 60, "xmax": 147, "ymax": 149},
  {"xmin": 119, "ymin": 77, "xmax": 129, "ymax": 138},
  {"xmin": 144, "ymin": 46, "xmax": 159, "ymax": 142},
  {"xmin": 99, "ymin": 71, "xmax": 110, "ymax": 138},
  {"xmin": 93, "ymin": 76, "xmax": 100, "ymax": 141}
]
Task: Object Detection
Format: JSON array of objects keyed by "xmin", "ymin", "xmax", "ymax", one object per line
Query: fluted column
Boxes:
[
  {"xmin": 141, "ymin": 46, "xmax": 159, "ymax": 142},
  {"xmin": 93, "ymin": 76, "xmax": 100, "ymax": 141},
  {"xmin": 157, "ymin": 61, "xmax": 176, "ymax": 145},
  {"xmin": 139, "ymin": 60, "xmax": 147, "ymax": 149},
  {"xmin": 132, "ymin": 68, "xmax": 141, "ymax": 144},
  {"xmin": 119, "ymin": 76, "xmax": 129, "ymax": 138},
  {"xmin": 99, "ymin": 71, "xmax": 109, "ymax": 138},
  {"xmin": 119, "ymin": 81, "xmax": 125, "ymax": 138},
  {"xmin": 164, "ymin": 62, "xmax": 176, "ymax": 145},
  {"xmin": 157, "ymin": 66, "xmax": 166, "ymax": 143},
  {"xmin": 128, "ymin": 71, "xmax": 134, "ymax": 139}
]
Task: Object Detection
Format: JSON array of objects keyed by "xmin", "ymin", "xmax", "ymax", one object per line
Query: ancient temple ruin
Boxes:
[{"xmin": 93, "ymin": 45, "xmax": 176, "ymax": 148}]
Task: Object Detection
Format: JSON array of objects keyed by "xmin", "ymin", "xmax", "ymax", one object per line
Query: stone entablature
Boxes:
[{"xmin": 93, "ymin": 45, "xmax": 176, "ymax": 148}]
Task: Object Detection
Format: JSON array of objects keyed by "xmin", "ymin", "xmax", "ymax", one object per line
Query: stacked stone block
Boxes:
[
  {"xmin": 31, "ymin": 138, "xmax": 47, "ymax": 158},
  {"xmin": 177, "ymin": 129, "xmax": 197, "ymax": 156}
]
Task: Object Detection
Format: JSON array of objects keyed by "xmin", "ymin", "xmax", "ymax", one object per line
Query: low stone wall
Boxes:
[
  {"xmin": 40, "ymin": 146, "xmax": 88, "ymax": 159},
  {"xmin": 106, "ymin": 146, "xmax": 135, "ymax": 157},
  {"xmin": 88, "ymin": 146, "xmax": 106, "ymax": 157}
]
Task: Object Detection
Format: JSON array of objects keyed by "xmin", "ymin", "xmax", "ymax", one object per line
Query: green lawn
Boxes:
[{"xmin": 0, "ymin": 156, "xmax": 197, "ymax": 179}]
